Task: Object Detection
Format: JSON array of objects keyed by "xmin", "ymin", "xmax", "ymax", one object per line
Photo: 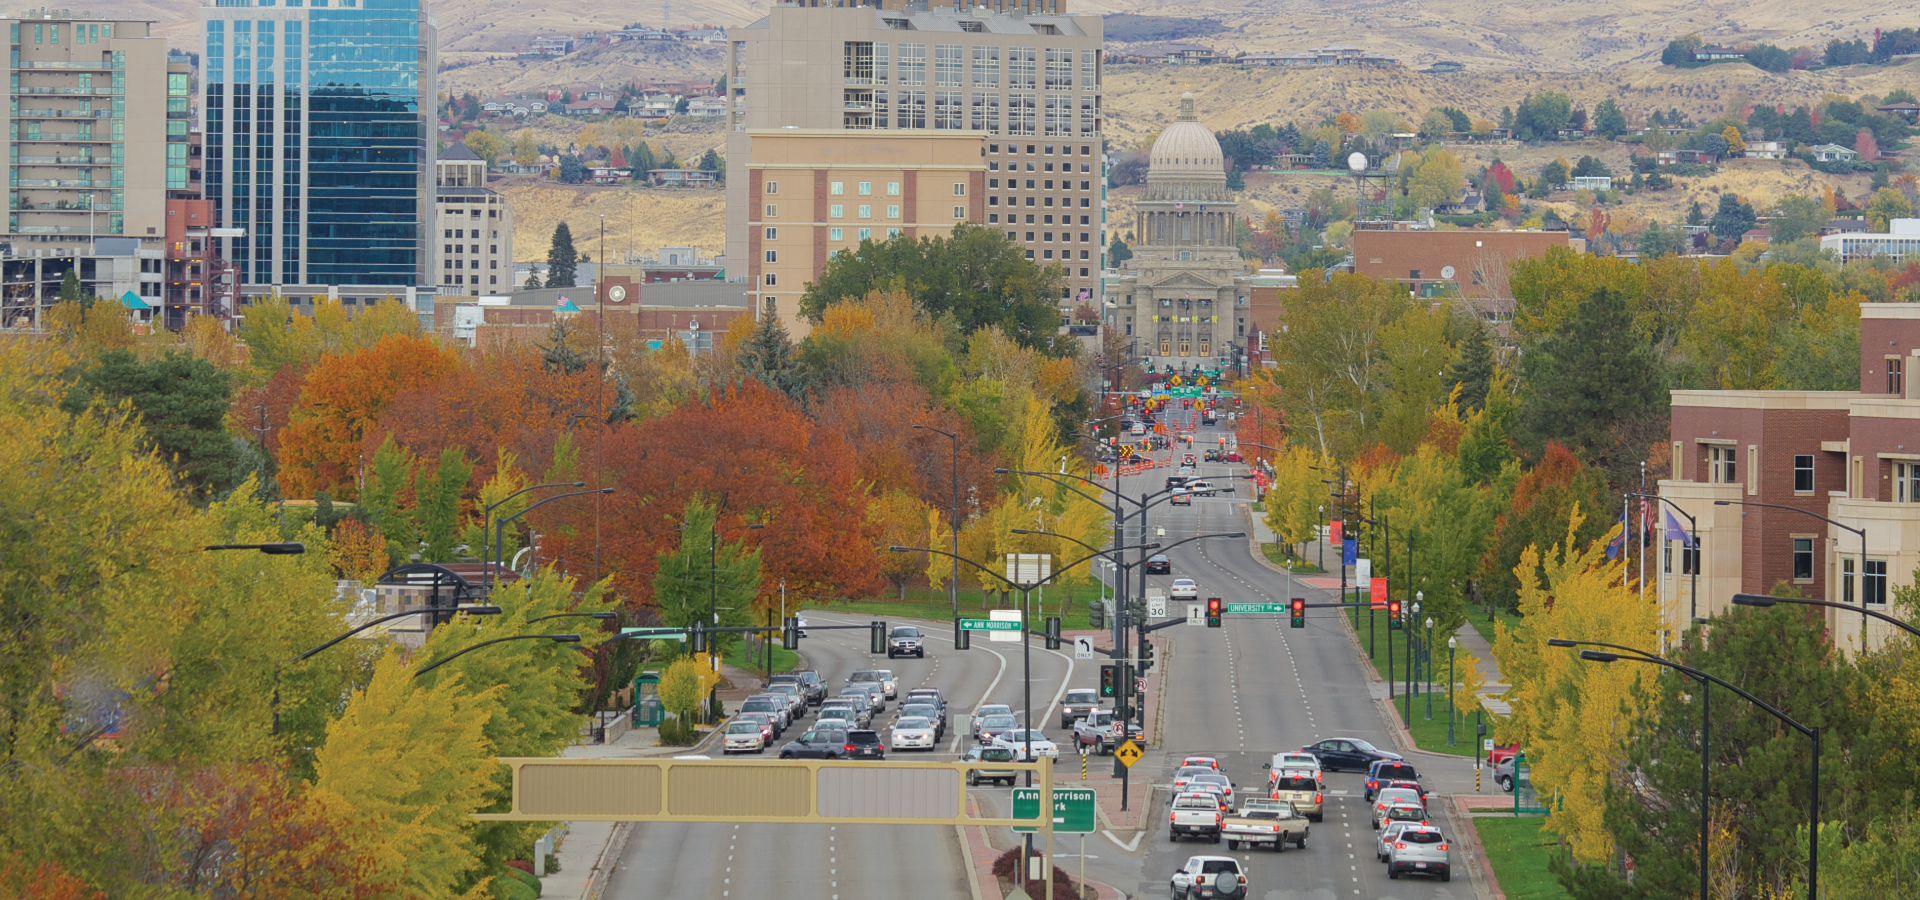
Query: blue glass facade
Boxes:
[{"xmin": 202, "ymin": 0, "xmax": 426, "ymax": 288}]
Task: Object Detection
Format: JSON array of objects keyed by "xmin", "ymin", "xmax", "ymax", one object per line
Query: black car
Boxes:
[
  {"xmin": 780, "ymin": 726, "xmax": 851, "ymax": 759},
  {"xmin": 1145, "ymin": 554, "xmax": 1172, "ymax": 575},
  {"xmin": 845, "ymin": 729, "xmax": 886, "ymax": 760},
  {"xmin": 1302, "ymin": 737, "xmax": 1403, "ymax": 772},
  {"xmin": 1165, "ymin": 476, "xmax": 1190, "ymax": 492}
]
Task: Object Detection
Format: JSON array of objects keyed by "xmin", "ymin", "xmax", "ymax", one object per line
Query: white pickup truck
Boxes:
[
  {"xmin": 1074, "ymin": 709, "xmax": 1119, "ymax": 753},
  {"xmin": 1169, "ymin": 855, "xmax": 1246, "ymax": 900},
  {"xmin": 1167, "ymin": 791, "xmax": 1224, "ymax": 842},
  {"xmin": 1221, "ymin": 798, "xmax": 1309, "ymax": 852}
]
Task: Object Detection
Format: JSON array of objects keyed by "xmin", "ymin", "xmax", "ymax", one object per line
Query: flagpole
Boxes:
[{"xmin": 1638, "ymin": 463, "xmax": 1647, "ymax": 607}]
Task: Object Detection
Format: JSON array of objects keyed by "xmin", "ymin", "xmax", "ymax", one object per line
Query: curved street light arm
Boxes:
[
  {"xmin": 296, "ymin": 606, "xmax": 504, "ymax": 662},
  {"xmin": 898, "ymin": 540, "xmax": 1189, "ymax": 593},
  {"xmin": 1730, "ymin": 594, "xmax": 1920, "ymax": 640},
  {"xmin": 528, "ymin": 611, "xmax": 620, "ymax": 625},
  {"xmin": 1010, "ymin": 528, "xmax": 1159, "ymax": 564},
  {"xmin": 1711, "ymin": 500, "xmax": 1863, "ymax": 540},
  {"xmin": 414, "ymin": 634, "xmax": 583, "ymax": 677},
  {"xmin": 495, "ymin": 488, "xmax": 615, "ymax": 581},
  {"xmin": 1578, "ymin": 650, "xmax": 1812, "ymax": 738},
  {"xmin": 1001, "ymin": 467, "xmax": 1132, "ymax": 508},
  {"xmin": 483, "ymin": 481, "xmax": 587, "ymax": 583}
]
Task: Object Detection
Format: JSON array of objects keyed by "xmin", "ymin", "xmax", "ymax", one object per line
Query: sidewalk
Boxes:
[{"xmin": 544, "ymin": 659, "xmax": 772, "ymax": 900}]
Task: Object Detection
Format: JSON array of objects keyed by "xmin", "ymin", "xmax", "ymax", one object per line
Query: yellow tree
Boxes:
[
  {"xmin": 925, "ymin": 505, "xmax": 956, "ymax": 598},
  {"xmin": 1261, "ymin": 441, "xmax": 1326, "ymax": 553},
  {"xmin": 512, "ymin": 129, "xmax": 539, "ymax": 166},
  {"xmin": 1407, "ymin": 146, "xmax": 1466, "ymax": 210},
  {"xmin": 1490, "ymin": 508, "xmax": 1661, "ymax": 863},
  {"xmin": 872, "ymin": 489, "xmax": 931, "ymax": 599},
  {"xmin": 1722, "ymin": 125, "xmax": 1747, "ymax": 156},
  {"xmin": 310, "ymin": 649, "xmax": 499, "ymax": 900}
]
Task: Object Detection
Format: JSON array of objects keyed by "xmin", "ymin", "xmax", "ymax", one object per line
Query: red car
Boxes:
[
  {"xmin": 1223, "ymin": 451, "xmax": 1243, "ymax": 462},
  {"xmin": 1487, "ymin": 743, "xmax": 1520, "ymax": 767}
]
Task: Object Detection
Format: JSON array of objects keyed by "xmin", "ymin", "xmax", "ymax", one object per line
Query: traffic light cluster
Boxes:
[
  {"xmin": 782, "ymin": 616, "xmax": 800, "ymax": 649},
  {"xmin": 1205, "ymin": 597, "xmax": 1223, "ymax": 628},
  {"xmin": 1099, "ymin": 662, "xmax": 1119, "ymax": 698},
  {"xmin": 1043, "ymin": 616, "xmax": 1063, "ymax": 650},
  {"xmin": 1388, "ymin": 599, "xmax": 1403, "ymax": 629},
  {"xmin": 869, "ymin": 620, "xmax": 887, "ymax": 653},
  {"xmin": 1290, "ymin": 598, "xmax": 1306, "ymax": 629}
]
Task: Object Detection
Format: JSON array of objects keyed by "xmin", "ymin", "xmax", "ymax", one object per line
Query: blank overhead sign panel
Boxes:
[{"xmin": 480, "ymin": 757, "xmax": 1054, "ymax": 826}]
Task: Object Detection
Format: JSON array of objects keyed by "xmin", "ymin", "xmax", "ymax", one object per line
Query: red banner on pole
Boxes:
[
  {"xmin": 1330, "ymin": 520, "xmax": 1343, "ymax": 543},
  {"xmin": 1370, "ymin": 579, "xmax": 1387, "ymax": 609}
]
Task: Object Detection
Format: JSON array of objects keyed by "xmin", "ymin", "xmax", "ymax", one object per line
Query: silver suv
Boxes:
[
  {"xmin": 1386, "ymin": 825, "xmax": 1451, "ymax": 881},
  {"xmin": 887, "ymin": 626, "xmax": 925, "ymax": 658}
]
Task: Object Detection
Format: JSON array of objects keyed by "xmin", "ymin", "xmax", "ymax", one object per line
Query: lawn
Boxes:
[
  {"xmin": 1470, "ymin": 816, "xmax": 1572, "ymax": 900},
  {"xmin": 1259, "ymin": 543, "xmax": 1326, "ymax": 574},
  {"xmin": 1386, "ymin": 691, "xmax": 1478, "ymax": 757},
  {"xmin": 1466, "ymin": 607, "xmax": 1526, "ymax": 648},
  {"xmin": 722, "ymin": 640, "xmax": 798, "ymax": 676}
]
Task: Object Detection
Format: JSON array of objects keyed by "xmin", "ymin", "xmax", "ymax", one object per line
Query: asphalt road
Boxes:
[
  {"xmin": 1122, "ymin": 418, "xmax": 1479, "ymax": 900},
  {"xmin": 600, "ymin": 596, "xmax": 1084, "ymax": 899},
  {"xmin": 606, "ymin": 413, "xmax": 1481, "ymax": 900}
]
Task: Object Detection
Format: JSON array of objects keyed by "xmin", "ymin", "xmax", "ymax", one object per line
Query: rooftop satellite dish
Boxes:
[{"xmin": 1346, "ymin": 152, "xmax": 1368, "ymax": 173}]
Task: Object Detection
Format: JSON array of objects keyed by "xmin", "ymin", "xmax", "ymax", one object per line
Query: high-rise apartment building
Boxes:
[
  {"xmin": 434, "ymin": 142, "xmax": 514, "ymax": 294},
  {"xmin": 200, "ymin": 0, "xmax": 436, "ymax": 304},
  {"xmin": 724, "ymin": 0, "xmax": 1103, "ymax": 334},
  {"xmin": 2, "ymin": 13, "xmax": 172, "ymax": 248}
]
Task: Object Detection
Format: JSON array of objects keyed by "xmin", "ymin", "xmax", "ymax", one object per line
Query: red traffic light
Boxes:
[
  {"xmin": 1290, "ymin": 598, "xmax": 1305, "ymax": 615},
  {"xmin": 1388, "ymin": 600, "xmax": 1401, "ymax": 618},
  {"xmin": 1206, "ymin": 597, "xmax": 1223, "ymax": 615}
]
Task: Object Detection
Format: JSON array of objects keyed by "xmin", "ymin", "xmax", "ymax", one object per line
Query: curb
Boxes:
[{"xmin": 1451, "ymin": 799, "xmax": 1506, "ymax": 900}]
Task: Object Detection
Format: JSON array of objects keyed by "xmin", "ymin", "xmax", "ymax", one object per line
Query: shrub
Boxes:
[
  {"xmin": 499, "ymin": 878, "xmax": 538, "ymax": 900},
  {"xmin": 505, "ymin": 860, "xmax": 534, "ymax": 875},
  {"xmin": 990, "ymin": 848, "xmax": 1083, "ymax": 900},
  {"xmin": 545, "ymin": 853, "xmax": 561, "ymax": 874}
]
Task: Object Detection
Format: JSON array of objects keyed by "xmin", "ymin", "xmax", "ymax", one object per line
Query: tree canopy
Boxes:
[{"xmin": 799, "ymin": 224, "xmax": 1064, "ymax": 351}]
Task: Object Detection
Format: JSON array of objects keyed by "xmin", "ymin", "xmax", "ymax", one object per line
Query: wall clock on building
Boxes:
[
  {"xmin": 607, "ymin": 285, "xmax": 627, "ymax": 303},
  {"xmin": 1440, "ymin": 266, "xmax": 1455, "ymax": 280}
]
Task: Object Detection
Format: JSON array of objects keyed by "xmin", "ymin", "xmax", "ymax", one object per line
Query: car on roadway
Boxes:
[
  {"xmin": 1183, "ymin": 479, "xmax": 1220, "ymax": 497},
  {"xmin": 904, "ymin": 687, "xmax": 947, "ymax": 726},
  {"xmin": 1266, "ymin": 752, "xmax": 1323, "ymax": 787},
  {"xmin": 1488, "ymin": 742, "xmax": 1521, "ymax": 768},
  {"xmin": 849, "ymin": 668, "xmax": 896, "ymax": 699},
  {"xmin": 1301, "ymin": 737, "xmax": 1402, "ymax": 772},
  {"xmin": 817, "ymin": 699, "xmax": 870, "ymax": 729},
  {"xmin": 813, "ymin": 713, "xmax": 854, "ymax": 733},
  {"xmin": 993, "ymin": 729, "xmax": 1059, "ymax": 760},
  {"xmin": 1495, "ymin": 754, "xmax": 1519, "ymax": 792},
  {"xmin": 795, "ymin": 615, "xmax": 809, "ymax": 638},
  {"xmin": 1165, "ymin": 476, "xmax": 1191, "ymax": 492},
  {"xmin": 1364, "ymin": 760, "xmax": 1421, "ymax": 800},
  {"xmin": 723, "ymin": 721, "xmax": 767, "ymax": 754},
  {"xmin": 886, "ymin": 625, "xmax": 926, "ymax": 658},
  {"xmin": 1377, "ymin": 803, "xmax": 1430, "ymax": 833},
  {"xmin": 889, "ymin": 716, "xmax": 937, "ymax": 751},
  {"xmin": 1222, "ymin": 451, "xmax": 1243, "ymax": 462},
  {"xmin": 763, "ymin": 684, "xmax": 807, "ymax": 719},
  {"xmin": 1386, "ymin": 825, "xmax": 1451, "ymax": 881},
  {"xmin": 1221, "ymin": 798, "xmax": 1308, "ymax": 852},
  {"xmin": 1375, "ymin": 821, "xmax": 1416, "ymax": 862},
  {"xmin": 768, "ymin": 672, "xmax": 824, "ymax": 706},
  {"xmin": 1371, "ymin": 788, "xmax": 1426, "ymax": 829},
  {"xmin": 1167, "ymin": 793, "xmax": 1226, "ymax": 844},
  {"xmin": 1145, "ymin": 554, "xmax": 1172, "ymax": 575},
  {"xmin": 898, "ymin": 703, "xmax": 945, "ymax": 741},
  {"xmin": 1171, "ymin": 765, "xmax": 1216, "ymax": 792},
  {"xmin": 976, "ymin": 714, "xmax": 1020, "ymax": 745},
  {"xmin": 736, "ymin": 713, "xmax": 777, "ymax": 745},
  {"xmin": 1180, "ymin": 756, "xmax": 1221, "ymax": 771},
  {"xmin": 1267, "ymin": 771, "xmax": 1324, "ymax": 822},
  {"xmin": 1203, "ymin": 449, "xmax": 1221, "ymax": 462},
  {"xmin": 973, "ymin": 704, "xmax": 1013, "ymax": 739},
  {"xmin": 1170, "ymin": 491, "xmax": 1192, "ymax": 506},
  {"xmin": 843, "ymin": 728, "xmax": 886, "ymax": 760},
  {"xmin": 1131, "ymin": 423, "xmax": 1147, "ymax": 436},
  {"xmin": 779, "ymin": 726, "xmax": 851, "ymax": 759},
  {"xmin": 1074, "ymin": 709, "xmax": 1122, "ymax": 753},
  {"xmin": 1168, "ymin": 855, "xmax": 1246, "ymax": 899},
  {"xmin": 739, "ymin": 696, "xmax": 791, "ymax": 732},
  {"xmin": 838, "ymin": 686, "xmax": 883, "ymax": 715},
  {"xmin": 1060, "ymin": 689, "xmax": 1103, "ymax": 728},
  {"xmin": 961, "ymin": 745, "xmax": 1020, "ymax": 786},
  {"xmin": 1169, "ymin": 578, "xmax": 1199, "ymax": 600},
  {"xmin": 1190, "ymin": 774, "xmax": 1234, "ymax": 810},
  {"xmin": 1384, "ymin": 779, "xmax": 1429, "ymax": 805}
]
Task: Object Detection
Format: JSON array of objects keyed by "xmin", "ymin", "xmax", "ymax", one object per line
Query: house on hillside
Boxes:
[
  {"xmin": 1655, "ymin": 149, "xmax": 1718, "ymax": 166},
  {"xmin": 1744, "ymin": 140, "xmax": 1787, "ymax": 159},
  {"xmin": 648, "ymin": 168, "xmax": 718, "ymax": 187},
  {"xmin": 1237, "ymin": 52, "xmax": 1315, "ymax": 67},
  {"xmin": 1810, "ymin": 144, "xmax": 1860, "ymax": 162},
  {"xmin": 564, "ymin": 99, "xmax": 620, "ymax": 116},
  {"xmin": 1875, "ymin": 102, "xmax": 1920, "ymax": 124},
  {"xmin": 589, "ymin": 167, "xmax": 630, "ymax": 185},
  {"xmin": 684, "ymin": 97, "xmax": 727, "ymax": 117},
  {"xmin": 529, "ymin": 36, "xmax": 575, "ymax": 56},
  {"xmin": 1308, "ymin": 46, "xmax": 1398, "ymax": 66},
  {"xmin": 1693, "ymin": 45, "xmax": 1744, "ymax": 62},
  {"xmin": 1571, "ymin": 175, "xmax": 1613, "ymax": 192}
]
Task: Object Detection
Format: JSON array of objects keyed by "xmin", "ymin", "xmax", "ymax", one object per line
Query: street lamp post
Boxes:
[
  {"xmin": 1424, "ymin": 616, "xmax": 1435, "ymax": 720},
  {"xmin": 1731, "ymin": 593, "xmax": 1920, "ymax": 640},
  {"xmin": 1573, "ymin": 644, "xmax": 1821, "ymax": 900},
  {"xmin": 913, "ymin": 424, "xmax": 963, "ymax": 620},
  {"xmin": 493, "ymin": 487, "xmax": 614, "ymax": 586},
  {"xmin": 1715, "ymin": 500, "xmax": 1870, "ymax": 651},
  {"xmin": 415, "ymin": 633, "xmax": 584, "ymax": 676},
  {"xmin": 1317, "ymin": 505, "xmax": 1325, "ymax": 572},
  {"xmin": 1446, "ymin": 635, "xmax": 1456, "ymax": 745},
  {"xmin": 281, "ymin": 604, "xmax": 504, "ymax": 734},
  {"xmin": 1405, "ymin": 596, "xmax": 1421, "ymax": 723},
  {"xmin": 484, "ymin": 482, "xmax": 586, "ymax": 587}
]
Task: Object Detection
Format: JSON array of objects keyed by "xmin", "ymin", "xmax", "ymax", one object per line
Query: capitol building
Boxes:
[{"xmin": 1104, "ymin": 92, "xmax": 1254, "ymax": 372}]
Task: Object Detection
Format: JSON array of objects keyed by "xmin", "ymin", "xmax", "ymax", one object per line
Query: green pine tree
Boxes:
[
  {"xmin": 652, "ymin": 498, "xmax": 763, "ymax": 658},
  {"xmin": 415, "ymin": 446, "xmax": 471, "ymax": 563},
  {"xmin": 58, "ymin": 268, "xmax": 90, "ymax": 310},
  {"xmin": 1447, "ymin": 319, "xmax": 1495, "ymax": 412},
  {"xmin": 1513, "ymin": 287, "xmax": 1668, "ymax": 486},
  {"xmin": 546, "ymin": 222, "xmax": 578, "ymax": 287},
  {"xmin": 736, "ymin": 301, "xmax": 804, "ymax": 398},
  {"xmin": 62, "ymin": 349, "xmax": 240, "ymax": 498},
  {"xmin": 537, "ymin": 319, "xmax": 594, "ymax": 375},
  {"xmin": 524, "ymin": 265, "xmax": 543, "ymax": 290}
]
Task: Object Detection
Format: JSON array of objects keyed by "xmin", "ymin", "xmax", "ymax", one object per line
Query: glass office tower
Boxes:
[{"xmin": 201, "ymin": 0, "xmax": 434, "ymax": 291}]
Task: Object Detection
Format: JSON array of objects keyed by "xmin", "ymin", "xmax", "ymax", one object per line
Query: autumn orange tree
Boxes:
[
  {"xmin": 568, "ymin": 380, "xmax": 884, "ymax": 612},
  {"xmin": 276, "ymin": 334, "xmax": 457, "ymax": 500}
]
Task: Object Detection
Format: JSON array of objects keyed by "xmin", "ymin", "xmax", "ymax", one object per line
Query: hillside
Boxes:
[{"xmin": 501, "ymin": 179, "xmax": 727, "ymax": 267}]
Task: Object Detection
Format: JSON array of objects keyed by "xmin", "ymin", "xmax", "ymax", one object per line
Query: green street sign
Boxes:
[
  {"xmin": 1225, "ymin": 602, "xmax": 1284, "ymax": 614},
  {"xmin": 621, "ymin": 627, "xmax": 687, "ymax": 641},
  {"xmin": 960, "ymin": 619, "xmax": 1022, "ymax": 632},
  {"xmin": 1012, "ymin": 787, "xmax": 1096, "ymax": 834},
  {"xmin": 1169, "ymin": 387, "xmax": 1204, "ymax": 397}
]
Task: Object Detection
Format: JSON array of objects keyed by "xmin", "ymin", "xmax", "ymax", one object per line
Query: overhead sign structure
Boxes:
[
  {"xmin": 1006, "ymin": 553, "xmax": 1052, "ymax": 585},
  {"xmin": 1073, "ymin": 637, "xmax": 1095, "ymax": 660},
  {"xmin": 1113, "ymin": 740, "xmax": 1144, "ymax": 768},
  {"xmin": 620, "ymin": 627, "xmax": 686, "ymax": 642},
  {"xmin": 1014, "ymin": 786, "xmax": 1096, "ymax": 834},
  {"xmin": 960, "ymin": 619, "xmax": 1022, "ymax": 632}
]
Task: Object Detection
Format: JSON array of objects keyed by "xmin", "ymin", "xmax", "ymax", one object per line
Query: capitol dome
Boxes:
[{"xmin": 1149, "ymin": 92, "xmax": 1224, "ymax": 175}]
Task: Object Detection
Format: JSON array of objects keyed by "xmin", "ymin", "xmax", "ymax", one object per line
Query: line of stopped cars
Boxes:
[{"xmin": 1165, "ymin": 736, "xmax": 1453, "ymax": 896}]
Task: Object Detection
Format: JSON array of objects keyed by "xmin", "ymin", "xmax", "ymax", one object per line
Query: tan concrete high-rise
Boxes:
[
  {"xmin": 2, "ymin": 12, "xmax": 171, "ymax": 249},
  {"xmin": 725, "ymin": 0, "xmax": 1103, "ymax": 335}
]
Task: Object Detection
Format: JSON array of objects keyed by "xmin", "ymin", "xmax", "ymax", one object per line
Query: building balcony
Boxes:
[
  {"xmin": 11, "ymin": 225, "xmax": 112, "ymax": 235},
  {"xmin": 14, "ymin": 179, "xmax": 110, "ymax": 188},
  {"xmin": 14, "ymin": 108, "xmax": 117, "ymax": 119},
  {"xmin": 14, "ymin": 156, "xmax": 111, "ymax": 165},
  {"xmin": 15, "ymin": 60, "xmax": 117, "ymax": 70},
  {"xmin": 14, "ymin": 135, "xmax": 110, "ymax": 143},
  {"xmin": 12, "ymin": 86, "xmax": 113, "ymax": 96}
]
